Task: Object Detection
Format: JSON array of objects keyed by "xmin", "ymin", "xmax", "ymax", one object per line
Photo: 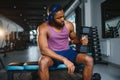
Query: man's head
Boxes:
[{"xmin": 48, "ymin": 4, "xmax": 65, "ymax": 28}]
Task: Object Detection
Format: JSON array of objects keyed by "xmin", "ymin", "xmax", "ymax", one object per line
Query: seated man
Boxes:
[{"xmin": 37, "ymin": 4, "xmax": 93, "ymax": 80}]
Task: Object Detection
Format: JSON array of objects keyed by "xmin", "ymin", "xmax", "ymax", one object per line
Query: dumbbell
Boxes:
[
  {"xmin": 94, "ymin": 53, "xmax": 101, "ymax": 56},
  {"xmin": 92, "ymin": 73, "xmax": 101, "ymax": 80},
  {"xmin": 79, "ymin": 35, "xmax": 89, "ymax": 53},
  {"xmin": 94, "ymin": 56, "xmax": 102, "ymax": 62},
  {"xmin": 79, "ymin": 45, "xmax": 89, "ymax": 53}
]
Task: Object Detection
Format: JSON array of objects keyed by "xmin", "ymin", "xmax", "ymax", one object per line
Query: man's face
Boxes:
[{"xmin": 53, "ymin": 10, "xmax": 65, "ymax": 28}]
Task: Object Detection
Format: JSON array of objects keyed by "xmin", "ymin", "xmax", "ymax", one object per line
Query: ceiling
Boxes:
[{"xmin": 0, "ymin": 0, "xmax": 74, "ymax": 31}]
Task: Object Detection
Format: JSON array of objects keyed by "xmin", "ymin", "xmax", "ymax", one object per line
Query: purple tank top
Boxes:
[{"xmin": 48, "ymin": 23, "xmax": 69, "ymax": 51}]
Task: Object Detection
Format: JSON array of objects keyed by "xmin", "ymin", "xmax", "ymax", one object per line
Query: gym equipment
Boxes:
[
  {"xmin": 106, "ymin": 20, "xmax": 120, "ymax": 38},
  {"xmin": 81, "ymin": 26, "xmax": 91, "ymax": 35},
  {"xmin": 79, "ymin": 45, "xmax": 89, "ymax": 53},
  {"xmin": 6, "ymin": 51, "xmax": 101, "ymax": 80},
  {"xmin": 7, "ymin": 26, "xmax": 101, "ymax": 80},
  {"xmin": 7, "ymin": 62, "xmax": 101, "ymax": 80},
  {"xmin": 0, "ymin": 56, "xmax": 5, "ymax": 69},
  {"xmin": 92, "ymin": 73, "xmax": 101, "ymax": 80},
  {"xmin": 91, "ymin": 27, "xmax": 102, "ymax": 63},
  {"xmin": 79, "ymin": 26, "xmax": 92, "ymax": 53},
  {"xmin": 7, "ymin": 62, "xmax": 82, "ymax": 80}
]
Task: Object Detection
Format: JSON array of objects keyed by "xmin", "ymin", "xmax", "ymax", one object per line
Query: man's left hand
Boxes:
[{"xmin": 80, "ymin": 36, "xmax": 88, "ymax": 45}]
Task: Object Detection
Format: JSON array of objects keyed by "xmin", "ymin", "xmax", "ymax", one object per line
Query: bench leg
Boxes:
[
  {"xmin": 0, "ymin": 56, "xmax": 5, "ymax": 69},
  {"xmin": 7, "ymin": 71, "xmax": 14, "ymax": 80},
  {"xmin": 31, "ymin": 72, "xmax": 38, "ymax": 80}
]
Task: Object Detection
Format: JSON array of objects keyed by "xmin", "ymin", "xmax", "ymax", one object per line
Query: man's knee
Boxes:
[
  {"xmin": 38, "ymin": 56, "xmax": 53, "ymax": 69},
  {"xmin": 84, "ymin": 55, "xmax": 94, "ymax": 66}
]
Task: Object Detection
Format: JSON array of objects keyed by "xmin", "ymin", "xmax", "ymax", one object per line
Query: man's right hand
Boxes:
[{"xmin": 63, "ymin": 58, "xmax": 75, "ymax": 74}]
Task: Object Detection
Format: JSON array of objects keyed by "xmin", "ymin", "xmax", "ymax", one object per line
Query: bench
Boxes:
[
  {"xmin": 7, "ymin": 61, "xmax": 86, "ymax": 80},
  {"xmin": 7, "ymin": 53, "xmax": 93, "ymax": 80}
]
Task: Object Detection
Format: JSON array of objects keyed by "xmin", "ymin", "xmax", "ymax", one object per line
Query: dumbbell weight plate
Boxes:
[
  {"xmin": 92, "ymin": 73, "xmax": 101, "ymax": 80},
  {"xmin": 79, "ymin": 45, "xmax": 89, "ymax": 53}
]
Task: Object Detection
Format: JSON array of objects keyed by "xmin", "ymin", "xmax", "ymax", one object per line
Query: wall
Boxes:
[
  {"xmin": 84, "ymin": 0, "xmax": 92, "ymax": 26},
  {"xmin": 0, "ymin": 15, "xmax": 24, "ymax": 47},
  {"xmin": 86, "ymin": 0, "xmax": 120, "ymax": 65},
  {"xmin": 100, "ymin": 38, "xmax": 120, "ymax": 65},
  {"xmin": 66, "ymin": 11, "xmax": 76, "ymax": 32},
  {"xmin": 84, "ymin": 0, "xmax": 105, "ymax": 38},
  {"xmin": 66, "ymin": 0, "xmax": 105, "ymax": 32},
  {"xmin": 0, "ymin": 15, "xmax": 24, "ymax": 32}
]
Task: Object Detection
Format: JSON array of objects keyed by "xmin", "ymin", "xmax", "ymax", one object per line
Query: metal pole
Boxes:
[{"xmin": 65, "ymin": 0, "xmax": 81, "ymax": 18}]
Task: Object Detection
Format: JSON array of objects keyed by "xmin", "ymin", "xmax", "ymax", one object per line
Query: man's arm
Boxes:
[
  {"xmin": 67, "ymin": 21, "xmax": 88, "ymax": 45},
  {"xmin": 68, "ymin": 22, "xmax": 81, "ymax": 44}
]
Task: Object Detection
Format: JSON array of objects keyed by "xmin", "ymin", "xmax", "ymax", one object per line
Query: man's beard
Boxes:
[{"xmin": 54, "ymin": 20, "xmax": 65, "ymax": 28}]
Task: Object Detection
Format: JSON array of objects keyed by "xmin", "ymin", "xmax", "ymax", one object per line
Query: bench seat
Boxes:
[{"xmin": 7, "ymin": 52, "xmax": 92, "ymax": 80}]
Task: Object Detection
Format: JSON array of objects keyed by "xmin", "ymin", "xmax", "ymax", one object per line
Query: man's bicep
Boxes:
[
  {"xmin": 69, "ymin": 30, "xmax": 76, "ymax": 40},
  {"xmin": 68, "ymin": 22, "xmax": 76, "ymax": 40}
]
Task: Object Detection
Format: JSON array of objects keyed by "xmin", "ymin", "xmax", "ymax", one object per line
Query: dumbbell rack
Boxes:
[
  {"xmin": 91, "ymin": 27, "xmax": 102, "ymax": 64},
  {"xmin": 76, "ymin": 26, "xmax": 108, "ymax": 65},
  {"xmin": 91, "ymin": 27, "xmax": 108, "ymax": 65}
]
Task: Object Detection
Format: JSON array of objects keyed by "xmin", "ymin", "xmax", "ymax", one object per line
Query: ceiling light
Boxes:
[
  {"xmin": 27, "ymin": 22, "xmax": 29, "ymax": 24},
  {"xmin": 43, "ymin": 18, "xmax": 46, "ymax": 21},
  {"xmin": 43, "ymin": 6, "xmax": 47, "ymax": 9},
  {"xmin": 43, "ymin": 14, "xmax": 46, "ymax": 16},
  {"xmin": 0, "ymin": 28, "xmax": 5, "ymax": 38},
  {"xmin": 24, "ymin": 19, "xmax": 26, "ymax": 21},
  {"xmin": 20, "ymin": 13, "xmax": 22, "ymax": 16},
  {"xmin": 13, "ymin": 5, "xmax": 16, "ymax": 9}
]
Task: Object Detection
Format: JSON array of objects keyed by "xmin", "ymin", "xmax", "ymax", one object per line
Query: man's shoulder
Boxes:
[
  {"xmin": 37, "ymin": 22, "xmax": 49, "ymax": 34},
  {"xmin": 65, "ymin": 20, "xmax": 74, "ymax": 30},
  {"xmin": 65, "ymin": 20, "xmax": 72, "ymax": 23},
  {"xmin": 65, "ymin": 20, "xmax": 73, "ymax": 26},
  {"xmin": 38, "ymin": 22, "xmax": 48, "ymax": 30}
]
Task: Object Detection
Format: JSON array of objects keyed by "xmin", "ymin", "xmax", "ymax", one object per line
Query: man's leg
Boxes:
[
  {"xmin": 75, "ymin": 53, "xmax": 93, "ymax": 80},
  {"xmin": 38, "ymin": 55, "xmax": 54, "ymax": 80}
]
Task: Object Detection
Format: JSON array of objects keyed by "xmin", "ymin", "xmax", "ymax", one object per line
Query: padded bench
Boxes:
[
  {"xmin": 7, "ymin": 62, "xmax": 83, "ymax": 80},
  {"xmin": 7, "ymin": 62, "xmax": 85, "ymax": 80},
  {"xmin": 7, "ymin": 53, "xmax": 92, "ymax": 80}
]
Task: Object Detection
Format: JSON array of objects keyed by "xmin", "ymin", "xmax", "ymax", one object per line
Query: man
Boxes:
[{"xmin": 37, "ymin": 4, "xmax": 93, "ymax": 80}]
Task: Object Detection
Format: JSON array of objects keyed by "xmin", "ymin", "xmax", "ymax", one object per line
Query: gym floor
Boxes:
[{"xmin": 0, "ymin": 45, "xmax": 120, "ymax": 80}]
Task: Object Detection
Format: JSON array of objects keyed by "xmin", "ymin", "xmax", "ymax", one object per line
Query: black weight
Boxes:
[
  {"xmin": 79, "ymin": 45, "xmax": 89, "ymax": 53},
  {"xmin": 92, "ymin": 73, "xmax": 101, "ymax": 80}
]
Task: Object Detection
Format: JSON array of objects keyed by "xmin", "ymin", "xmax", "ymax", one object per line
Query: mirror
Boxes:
[{"xmin": 101, "ymin": 0, "xmax": 120, "ymax": 38}]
